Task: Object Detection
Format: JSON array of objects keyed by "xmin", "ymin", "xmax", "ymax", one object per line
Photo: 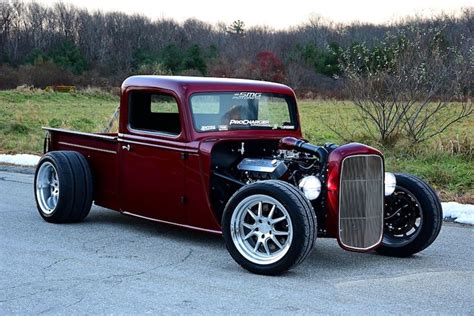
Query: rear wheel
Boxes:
[
  {"xmin": 376, "ymin": 173, "xmax": 442, "ymax": 257},
  {"xmin": 34, "ymin": 151, "xmax": 93, "ymax": 223},
  {"xmin": 222, "ymin": 180, "xmax": 316, "ymax": 275}
]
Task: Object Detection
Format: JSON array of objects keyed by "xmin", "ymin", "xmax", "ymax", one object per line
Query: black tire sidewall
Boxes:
[
  {"xmin": 378, "ymin": 173, "xmax": 442, "ymax": 256},
  {"xmin": 222, "ymin": 182, "xmax": 310, "ymax": 275}
]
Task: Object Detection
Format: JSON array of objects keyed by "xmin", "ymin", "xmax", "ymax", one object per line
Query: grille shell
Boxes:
[{"xmin": 338, "ymin": 155, "xmax": 384, "ymax": 250}]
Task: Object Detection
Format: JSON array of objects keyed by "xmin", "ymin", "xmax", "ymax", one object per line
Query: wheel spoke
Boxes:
[
  {"xmin": 257, "ymin": 202, "xmax": 262, "ymax": 217},
  {"xmin": 263, "ymin": 238, "xmax": 271, "ymax": 255},
  {"xmin": 253, "ymin": 239, "xmax": 261, "ymax": 252},
  {"xmin": 243, "ymin": 222, "xmax": 255, "ymax": 230},
  {"xmin": 244, "ymin": 230, "xmax": 256, "ymax": 240},
  {"xmin": 270, "ymin": 235, "xmax": 283, "ymax": 249},
  {"xmin": 271, "ymin": 215, "xmax": 286, "ymax": 225},
  {"xmin": 47, "ymin": 196, "xmax": 53, "ymax": 208},
  {"xmin": 268, "ymin": 205, "xmax": 276, "ymax": 219},
  {"xmin": 246, "ymin": 208, "xmax": 257, "ymax": 221},
  {"xmin": 273, "ymin": 229, "xmax": 289, "ymax": 236}
]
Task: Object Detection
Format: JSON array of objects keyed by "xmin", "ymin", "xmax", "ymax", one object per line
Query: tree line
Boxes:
[{"xmin": 0, "ymin": 1, "xmax": 472, "ymax": 99}]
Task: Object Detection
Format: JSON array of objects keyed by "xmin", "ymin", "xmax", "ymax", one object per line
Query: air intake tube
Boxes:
[{"xmin": 279, "ymin": 137, "xmax": 329, "ymax": 164}]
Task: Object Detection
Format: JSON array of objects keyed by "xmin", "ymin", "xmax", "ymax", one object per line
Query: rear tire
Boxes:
[
  {"xmin": 34, "ymin": 151, "xmax": 93, "ymax": 223},
  {"xmin": 222, "ymin": 180, "xmax": 316, "ymax": 275},
  {"xmin": 376, "ymin": 173, "xmax": 442, "ymax": 257}
]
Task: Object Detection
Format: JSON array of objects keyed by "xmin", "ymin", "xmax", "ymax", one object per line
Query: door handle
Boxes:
[{"xmin": 121, "ymin": 144, "xmax": 131, "ymax": 151}]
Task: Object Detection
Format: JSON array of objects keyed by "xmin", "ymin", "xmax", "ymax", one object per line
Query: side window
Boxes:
[{"xmin": 129, "ymin": 91, "xmax": 181, "ymax": 135}]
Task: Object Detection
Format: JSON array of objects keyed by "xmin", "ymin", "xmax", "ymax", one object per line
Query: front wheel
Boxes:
[
  {"xmin": 376, "ymin": 173, "xmax": 442, "ymax": 257},
  {"xmin": 222, "ymin": 180, "xmax": 317, "ymax": 275}
]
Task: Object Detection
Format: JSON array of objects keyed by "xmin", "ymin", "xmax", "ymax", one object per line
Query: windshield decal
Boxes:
[
  {"xmin": 200, "ymin": 125, "xmax": 216, "ymax": 131},
  {"xmin": 232, "ymin": 92, "xmax": 262, "ymax": 100},
  {"xmin": 229, "ymin": 119, "xmax": 270, "ymax": 126}
]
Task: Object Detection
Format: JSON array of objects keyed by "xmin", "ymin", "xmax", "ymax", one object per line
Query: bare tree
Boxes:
[
  {"xmin": 228, "ymin": 20, "xmax": 245, "ymax": 35},
  {"xmin": 0, "ymin": 0, "xmax": 471, "ymax": 100},
  {"xmin": 343, "ymin": 23, "xmax": 473, "ymax": 145},
  {"xmin": 0, "ymin": 1, "xmax": 13, "ymax": 59}
]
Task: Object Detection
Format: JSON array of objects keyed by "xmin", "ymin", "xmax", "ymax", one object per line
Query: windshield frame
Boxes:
[{"xmin": 188, "ymin": 91, "xmax": 299, "ymax": 133}]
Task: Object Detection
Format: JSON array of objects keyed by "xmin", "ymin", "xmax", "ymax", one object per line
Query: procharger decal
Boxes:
[
  {"xmin": 232, "ymin": 92, "xmax": 262, "ymax": 100},
  {"xmin": 229, "ymin": 119, "xmax": 270, "ymax": 126}
]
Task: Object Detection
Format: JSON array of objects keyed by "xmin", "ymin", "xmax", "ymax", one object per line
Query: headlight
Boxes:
[
  {"xmin": 384, "ymin": 172, "xmax": 396, "ymax": 196},
  {"xmin": 299, "ymin": 176, "xmax": 321, "ymax": 200}
]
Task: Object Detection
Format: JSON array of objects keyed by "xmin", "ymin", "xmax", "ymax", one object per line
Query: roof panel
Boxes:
[{"xmin": 121, "ymin": 75, "xmax": 294, "ymax": 95}]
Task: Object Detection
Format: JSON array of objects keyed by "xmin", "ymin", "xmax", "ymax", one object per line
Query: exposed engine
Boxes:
[
  {"xmin": 234, "ymin": 140, "xmax": 337, "ymax": 186},
  {"xmin": 210, "ymin": 138, "xmax": 337, "ymax": 186},
  {"xmin": 237, "ymin": 158, "xmax": 288, "ymax": 181}
]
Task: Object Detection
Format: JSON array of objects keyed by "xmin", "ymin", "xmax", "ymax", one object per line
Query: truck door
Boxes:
[{"xmin": 118, "ymin": 90, "xmax": 186, "ymax": 224}]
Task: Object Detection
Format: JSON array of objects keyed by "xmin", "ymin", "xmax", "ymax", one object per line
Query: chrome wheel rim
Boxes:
[
  {"xmin": 230, "ymin": 194, "xmax": 293, "ymax": 265},
  {"xmin": 36, "ymin": 162, "xmax": 59, "ymax": 215}
]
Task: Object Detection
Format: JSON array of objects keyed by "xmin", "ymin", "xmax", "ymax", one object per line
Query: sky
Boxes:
[{"xmin": 37, "ymin": 0, "xmax": 472, "ymax": 29}]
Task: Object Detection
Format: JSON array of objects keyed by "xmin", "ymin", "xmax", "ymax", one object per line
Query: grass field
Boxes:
[
  {"xmin": 0, "ymin": 89, "xmax": 118, "ymax": 153},
  {"xmin": 0, "ymin": 89, "xmax": 472, "ymax": 202}
]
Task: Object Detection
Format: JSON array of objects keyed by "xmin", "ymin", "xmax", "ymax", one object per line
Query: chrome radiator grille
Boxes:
[{"xmin": 339, "ymin": 155, "xmax": 384, "ymax": 250}]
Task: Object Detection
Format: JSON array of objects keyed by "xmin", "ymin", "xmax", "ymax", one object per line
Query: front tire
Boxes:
[
  {"xmin": 34, "ymin": 151, "xmax": 93, "ymax": 223},
  {"xmin": 222, "ymin": 180, "xmax": 316, "ymax": 275},
  {"xmin": 376, "ymin": 173, "xmax": 442, "ymax": 257}
]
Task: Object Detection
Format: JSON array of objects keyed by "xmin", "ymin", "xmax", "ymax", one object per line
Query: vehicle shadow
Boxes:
[
  {"xmin": 84, "ymin": 205, "xmax": 224, "ymax": 247},
  {"xmin": 82, "ymin": 204, "xmax": 427, "ymax": 277}
]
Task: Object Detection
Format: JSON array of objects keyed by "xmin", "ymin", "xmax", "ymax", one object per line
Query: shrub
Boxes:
[
  {"xmin": 0, "ymin": 65, "xmax": 21, "ymax": 89},
  {"xmin": 133, "ymin": 62, "xmax": 172, "ymax": 76},
  {"xmin": 249, "ymin": 51, "xmax": 285, "ymax": 82},
  {"xmin": 18, "ymin": 60, "xmax": 74, "ymax": 88}
]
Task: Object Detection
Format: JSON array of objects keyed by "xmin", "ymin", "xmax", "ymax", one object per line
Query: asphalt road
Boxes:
[{"xmin": 0, "ymin": 169, "xmax": 473, "ymax": 315}]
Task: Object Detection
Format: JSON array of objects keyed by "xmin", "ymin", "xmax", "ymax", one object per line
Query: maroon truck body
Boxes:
[{"xmin": 38, "ymin": 75, "xmax": 442, "ymax": 274}]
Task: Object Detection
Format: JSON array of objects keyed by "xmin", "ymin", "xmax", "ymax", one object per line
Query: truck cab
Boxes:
[{"xmin": 116, "ymin": 76, "xmax": 303, "ymax": 232}]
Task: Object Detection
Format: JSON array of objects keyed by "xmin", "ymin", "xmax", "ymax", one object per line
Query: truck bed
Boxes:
[{"xmin": 44, "ymin": 127, "xmax": 120, "ymax": 210}]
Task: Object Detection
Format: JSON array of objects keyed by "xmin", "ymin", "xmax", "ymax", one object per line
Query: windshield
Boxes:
[{"xmin": 190, "ymin": 92, "xmax": 297, "ymax": 132}]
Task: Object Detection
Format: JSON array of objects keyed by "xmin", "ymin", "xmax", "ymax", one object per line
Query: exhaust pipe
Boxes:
[{"xmin": 279, "ymin": 137, "xmax": 329, "ymax": 164}]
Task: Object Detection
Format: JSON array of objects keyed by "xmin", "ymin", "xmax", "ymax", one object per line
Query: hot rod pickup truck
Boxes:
[{"xmin": 35, "ymin": 76, "xmax": 442, "ymax": 275}]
